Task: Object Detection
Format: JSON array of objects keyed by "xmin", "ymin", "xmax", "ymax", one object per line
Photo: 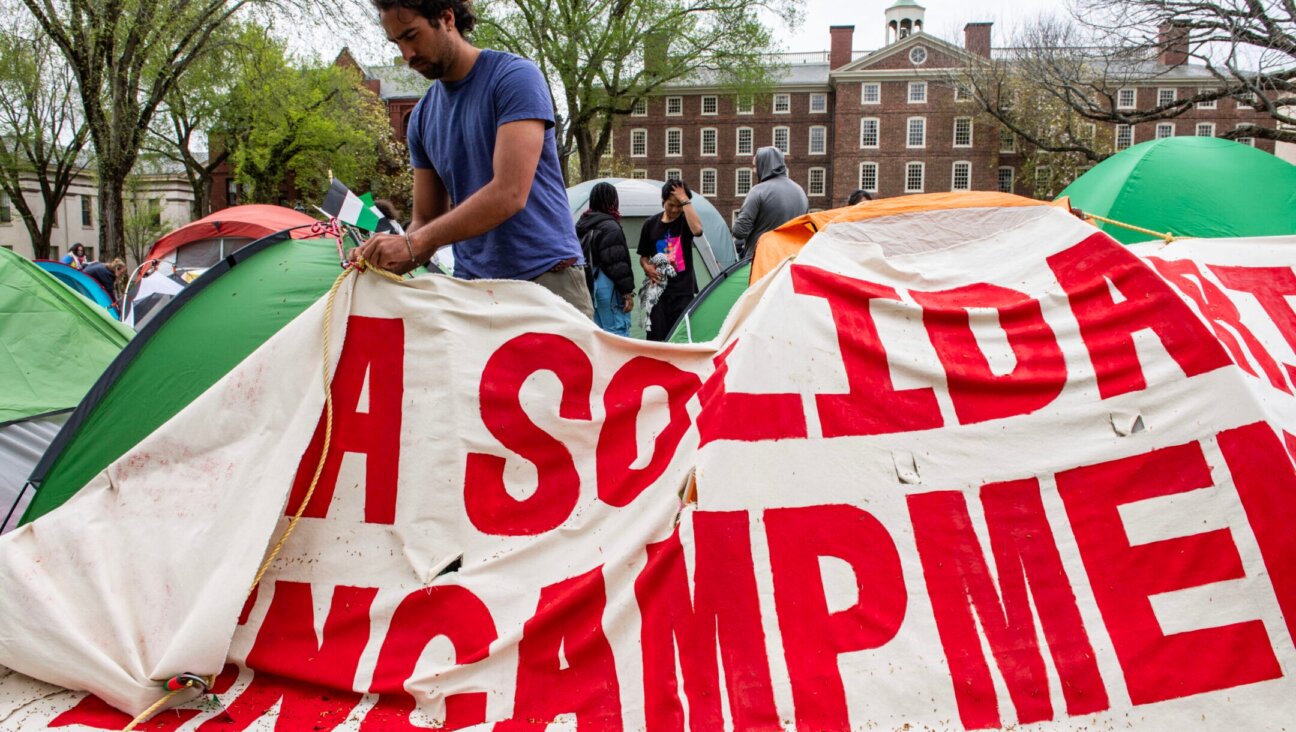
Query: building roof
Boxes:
[
  {"xmin": 663, "ymin": 54, "xmax": 835, "ymax": 90},
  {"xmin": 364, "ymin": 63, "xmax": 431, "ymax": 101}
]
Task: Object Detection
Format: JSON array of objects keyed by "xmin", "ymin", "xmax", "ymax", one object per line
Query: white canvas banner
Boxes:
[{"xmin": 1, "ymin": 202, "xmax": 1294, "ymax": 731}]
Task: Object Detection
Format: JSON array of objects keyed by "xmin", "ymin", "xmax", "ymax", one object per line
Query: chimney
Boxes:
[
  {"xmin": 830, "ymin": 25, "xmax": 854, "ymax": 70},
  {"xmin": 964, "ymin": 22, "xmax": 992, "ymax": 59},
  {"xmin": 1158, "ymin": 22, "xmax": 1189, "ymax": 66},
  {"xmin": 644, "ymin": 32, "xmax": 667, "ymax": 76}
]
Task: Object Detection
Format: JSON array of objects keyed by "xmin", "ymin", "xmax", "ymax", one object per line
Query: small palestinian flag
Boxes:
[{"xmin": 321, "ymin": 179, "xmax": 400, "ymax": 233}]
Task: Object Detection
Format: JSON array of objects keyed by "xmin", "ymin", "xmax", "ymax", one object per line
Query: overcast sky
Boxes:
[{"xmin": 774, "ymin": 0, "xmax": 1074, "ymax": 54}]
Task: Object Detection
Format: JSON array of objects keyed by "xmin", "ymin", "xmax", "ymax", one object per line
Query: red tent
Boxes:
[{"xmin": 146, "ymin": 205, "xmax": 318, "ymax": 267}]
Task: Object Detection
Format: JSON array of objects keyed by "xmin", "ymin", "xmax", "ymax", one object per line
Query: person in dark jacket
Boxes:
[
  {"xmin": 575, "ymin": 182, "xmax": 635, "ymax": 336},
  {"xmin": 83, "ymin": 258, "xmax": 126, "ymax": 306}
]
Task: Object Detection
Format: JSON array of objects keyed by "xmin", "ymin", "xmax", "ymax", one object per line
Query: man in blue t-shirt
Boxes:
[{"xmin": 355, "ymin": 0, "xmax": 593, "ymax": 318}]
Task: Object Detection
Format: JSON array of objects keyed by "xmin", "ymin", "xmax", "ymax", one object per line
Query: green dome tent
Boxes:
[
  {"xmin": 1058, "ymin": 137, "xmax": 1296, "ymax": 244},
  {"xmin": 668, "ymin": 259, "xmax": 752, "ymax": 343},
  {"xmin": 0, "ymin": 249, "xmax": 133, "ymax": 532}
]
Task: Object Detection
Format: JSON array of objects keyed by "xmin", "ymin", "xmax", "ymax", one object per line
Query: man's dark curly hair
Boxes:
[{"xmin": 371, "ymin": 0, "xmax": 476, "ymax": 35}]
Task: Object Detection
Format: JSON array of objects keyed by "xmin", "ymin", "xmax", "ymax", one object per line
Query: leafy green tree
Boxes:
[
  {"xmin": 475, "ymin": 0, "xmax": 801, "ymax": 181},
  {"xmin": 0, "ymin": 30, "xmax": 90, "ymax": 259}
]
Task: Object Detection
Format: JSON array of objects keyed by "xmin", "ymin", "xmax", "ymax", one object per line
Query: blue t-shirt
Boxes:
[{"xmin": 408, "ymin": 50, "xmax": 582, "ymax": 280}]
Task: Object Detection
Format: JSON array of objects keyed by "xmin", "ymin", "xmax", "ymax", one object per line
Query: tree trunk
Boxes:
[{"xmin": 97, "ymin": 174, "xmax": 127, "ymax": 263}]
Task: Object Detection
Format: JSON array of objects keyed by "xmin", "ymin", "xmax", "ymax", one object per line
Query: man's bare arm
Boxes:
[
  {"xmin": 408, "ymin": 167, "xmax": 450, "ymax": 233},
  {"xmin": 357, "ymin": 119, "xmax": 545, "ymax": 272}
]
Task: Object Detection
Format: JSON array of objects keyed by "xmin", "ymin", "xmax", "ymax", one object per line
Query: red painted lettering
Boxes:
[
  {"xmin": 1210, "ymin": 264, "xmax": 1296, "ymax": 383},
  {"xmin": 287, "ymin": 316, "xmax": 405, "ymax": 524},
  {"xmin": 634, "ymin": 512, "xmax": 781, "ymax": 731},
  {"xmin": 1056, "ymin": 441, "xmax": 1282, "ymax": 704},
  {"xmin": 50, "ymin": 665, "xmax": 239, "ymax": 730},
  {"xmin": 765, "ymin": 504, "xmax": 906, "ymax": 731},
  {"xmin": 696, "ymin": 341, "xmax": 806, "ymax": 446},
  {"xmin": 464, "ymin": 333, "xmax": 592, "ymax": 536},
  {"xmin": 908, "ymin": 481, "xmax": 1107, "ymax": 729},
  {"xmin": 1047, "ymin": 234, "xmax": 1230, "ymax": 399}
]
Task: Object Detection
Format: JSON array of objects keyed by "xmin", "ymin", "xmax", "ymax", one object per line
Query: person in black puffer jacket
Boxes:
[{"xmin": 575, "ymin": 182, "xmax": 635, "ymax": 336}]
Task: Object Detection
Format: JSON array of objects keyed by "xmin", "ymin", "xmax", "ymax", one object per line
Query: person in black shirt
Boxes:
[{"xmin": 637, "ymin": 179, "xmax": 702, "ymax": 341}]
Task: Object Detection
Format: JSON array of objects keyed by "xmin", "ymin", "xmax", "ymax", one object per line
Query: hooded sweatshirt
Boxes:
[{"xmin": 731, "ymin": 146, "xmax": 809, "ymax": 257}]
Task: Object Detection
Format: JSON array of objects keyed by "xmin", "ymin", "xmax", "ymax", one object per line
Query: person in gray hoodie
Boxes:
[{"xmin": 731, "ymin": 146, "xmax": 809, "ymax": 258}]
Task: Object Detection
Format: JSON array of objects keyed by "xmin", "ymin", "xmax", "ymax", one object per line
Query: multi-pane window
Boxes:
[
  {"xmin": 905, "ymin": 162, "xmax": 925, "ymax": 193},
  {"xmin": 861, "ymin": 83, "xmax": 880, "ymax": 104},
  {"xmin": 1117, "ymin": 88, "xmax": 1136, "ymax": 109},
  {"xmin": 631, "ymin": 169, "xmax": 648, "ymax": 180},
  {"xmin": 736, "ymin": 95, "xmax": 754, "ymax": 114},
  {"xmin": 599, "ymin": 168, "xmax": 613, "ymax": 178},
  {"xmin": 773, "ymin": 94, "xmax": 791, "ymax": 113},
  {"xmin": 1196, "ymin": 122, "xmax": 1216, "ymax": 137},
  {"xmin": 665, "ymin": 168, "xmax": 682, "ymax": 181},
  {"xmin": 666, "ymin": 96, "xmax": 683, "ymax": 116},
  {"xmin": 700, "ymin": 128, "xmax": 718, "ymax": 156},
  {"xmin": 809, "ymin": 126, "xmax": 827, "ymax": 155},
  {"xmin": 0, "ymin": 193, "xmax": 11, "ymax": 223},
  {"xmin": 736, "ymin": 127, "xmax": 754, "ymax": 156},
  {"xmin": 1079, "ymin": 123, "xmax": 1096, "ymax": 140},
  {"xmin": 808, "ymin": 167, "xmax": 826, "ymax": 197},
  {"xmin": 773, "ymin": 126, "xmax": 790, "ymax": 155},
  {"xmin": 809, "ymin": 93, "xmax": 828, "ymax": 113},
  {"xmin": 1157, "ymin": 88, "xmax": 1176, "ymax": 107},
  {"xmin": 1235, "ymin": 123, "xmax": 1255, "ymax": 145},
  {"xmin": 859, "ymin": 162, "xmax": 878, "ymax": 192},
  {"xmin": 860, "ymin": 118, "xmax": 880, "ymax": 148},
  {"xmin": 701, "ymin": 96, "xmax": 718, "ymax": 115},
  {"xmin": 631, "ymin": 98, "xmax": 648, "ymax": 116},
  {"xmin": 907, "ymin": 117, "xmax": 926, "ymax": 147},
  {"xmin": 700, "ymin": 168, "xmax": 717, "ymax": 196},
  {"xmin": 953, "ymin": 117, "xmax": 973, "ymax": 147},
  {"xmin": 81, "ymin": 195, "xmax": 93, "ymax": 227},
  {"xmin": 908, "ymin": 81, "xmax": 927, "ymax": 103},
  {"xmin": 1196, "ymin": 88, "xmax": 1217, "ymax": 109},
  {"xmin": 997, "ymin": 166, "xmax": 1014, "ymax": 193},
  {"xmin": 1237, "ymin": 94, "xmax": 1256, "ymax": 110},
  {"xmin": 666, "ymin": 128, "xmax": 682, "ymax": 156},
  {"xmin": 736, "ymin": 168, "xmax": 754, "ymax": 196},
  {"xmin": 1115, "ymin": 124, "xmax": 1133, "ymax": 150},
  {"xmin": 999, "ymin": 129, "xmax": 1016, "ymax": 152},
  {"xmin": 1155, "ymin": 122, "xmax": 1175, "ymax": 139},
  {"xmin": 954, "ymin": 83, "xmax": 973, "ymax": 102},
  {"xmin": 631, "ymin": 129, "xmax": 647, "ymax": 157},
  {"xmin": 951, "ymin": 161, "xmax": 971, "ymax": 191}
]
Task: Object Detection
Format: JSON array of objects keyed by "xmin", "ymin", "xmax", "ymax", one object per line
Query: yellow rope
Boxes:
[
  {"xmin": 122, "ymin": 258, "xmax": 404, "ymax": 730},
  {"xmin": 1084, "ymin": 211, "xmax": 1181, "ymax": 244}
]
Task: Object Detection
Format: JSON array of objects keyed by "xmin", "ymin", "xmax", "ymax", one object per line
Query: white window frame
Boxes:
[
  {"xmin": 665, "ymin": 127, "xmax": 683, "ymax": 157},
  {"xmin": 666, "ymin": 96, "xmax": 683, "ymax": 116},
  {"xmin": 908, "ymin": 81, "xmax": 928, "ymax": 104},
  {"xmin": 665, "ymin": 168, "xmax": 682, "ymax": 181},
  {"xmin": 1195, "ymin": 122, "xmax": 1216, "ymax": 137},
  {"xmin": 773, "ymin": 93, "xmax": 791, "ymax": 114},
  {"xmin": 700, "ymin": 168, "xmax": 717, "ymax": 196},
  {"xmin": 907, "ymin": 116, "xmax": 926, "ymax": 148},
  {"xmin": 1080, "ymin": 122, "xmax": 1096, "ymax": 140},
  {"xmin": 997, "ymin": 166, "xmax": 1014, "ymax": 193},
  {"xmin": 951, "ymin": 161, "xmax": 971, "ymax": 191},
  {"xmin": 1117, "ymin": 88, "xmax": 1136, "ymax": 110},
  {"xmin": 701, "ymin": 95, "xmax": 718, "ymax": 115},
  {"xmin": 1155, "ymin": 122, "xmax": 1175, "ymax": 139},
  {"xmin": 859, "ymin": 117, "xmax": 880, "ymax": 148},
  {"xmin": 861, "ymin": 82, "xmax": 881, "ymax": 105},
  {"xmin": 1196, "ymin": 88, "xmax": 1218, "ymax": 109},
  {"xmin": 953, "ymin": 117, "xmax": 973, "ymax": 147},
  {"xmin": 1115, "ymin": 124, "xmax": 1133, "ymax": 150},
  {"xmin": 700, "ymin": 127, "xmax": 718, "ymax": 156},
  {"xmin": 809, "ymin": 93, "xmax": 828, "ymax": 113},
  {"xmin": 807, "ymin": 167, "xmax": 826, "ymax": 197},
  {"xmin": 631, "ymin": 169, "xmax": 648, "ymax": 180},
  {"xmin": 954, "ymin": 83, "xmax": 973, "ymax": 102},
  {"xmin": 736, "ymin": 168, "xmax": 755, "ymax": 196},
  {"xmin": 631, "ymin": 98, "xmax": 648, "ymax": 117},
  {"xmin": 809, "ymin": 125, "xmax": 827, "ymax": 155},
  {"xmin": 631, "ymin": 128, "xmax": 647, "ymax": 157},
  {"xmin": 1237, "ymin": 94, "xmax": 1256, "ymax": 110},
  {"xmin": 858, "ymin": 162, "xmax": 878, "ymax": 193},
  {"xmin": 905, "ymin": 161, "xmax": 925, "ymax": 193},
  {"xmin": 1235, "ymin": 123, "xmax": 1255, "ymax": 145},
  {"xmin": 736, "ymin": 95, "xmax": 754, "ymax": 114},
  {"xmin": 736, "ymin": 127, "xmax": 754, "ymax": 156},
  {"xmin": 773, "ymin": 126, "xmax": 790, "ymax": 155},
  {"xmin": 1157, "ymin": 87, "xmax": 1177, "ymax": 107},
  {"xmin": 999, "ymin": 129, "xmax": 1016, "ymax": 153}
]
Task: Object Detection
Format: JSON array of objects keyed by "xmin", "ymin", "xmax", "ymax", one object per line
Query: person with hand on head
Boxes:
[
  {"xmin": 353, "ymin": 0, "xmax": 593, "ymax": 318},
  {"xmin": 638, "ymin": 179, "xmax": 702, "ymax": 341},
  {"xmin": 576, "ymin": 182, "xmax": 635, "ymax": 336}
]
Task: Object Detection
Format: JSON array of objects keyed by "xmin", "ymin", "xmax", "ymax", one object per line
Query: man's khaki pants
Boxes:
[{"xmin": 532, "ymin": 266, "xmax": 595, "ymax": 319}]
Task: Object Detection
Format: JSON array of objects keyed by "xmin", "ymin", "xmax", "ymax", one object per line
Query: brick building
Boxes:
[{"xmin": 610, "ymin": 0, "xmax": 1279, "ymax": 223}]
